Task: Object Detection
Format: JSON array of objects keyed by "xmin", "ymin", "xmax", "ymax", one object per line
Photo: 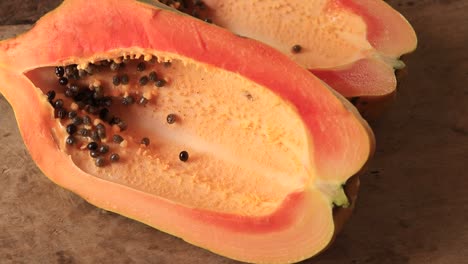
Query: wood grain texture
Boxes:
[
  {"xmin": 0, "ymin": 0, "xmax": 467, "ymax": 263},
  {"xmin": 0, "ymin": 0, "xmax": 62, "ymax": 25}
]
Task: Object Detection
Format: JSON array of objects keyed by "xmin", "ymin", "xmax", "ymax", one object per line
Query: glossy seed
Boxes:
[
  {"xmin": 64, "ymin": 89, "xmax": 76, "ymax": 98},
  {"xmin": 112, "ymin": 76, "xmax": 121, "ymax": 86},
  {"xmin": 58, "ymin": 77, "xmax": 68, "ymax": 86},
  {"xmin": 90, "ymin": 130, "xmax": 100, "ymax": 142},
  {"xmin": 148, "ymin": 71, "xmax": 157, "ymax": 81},
  {"xmin": 72, "ymin": 117, "xmax": 83, "ymax": 126},
  {"xmin": 99, "ymin": 145, "xmax": 109, "ymax": 154},
  {"xmin": 87, "ymin": 142, "xmax": 98, "ymax": 150},
  {"xmin": 141, "ymin": 137, "xmax": 150, "ymax": 146},
  {"xmin": 155, "ymin": 79, "xmax": 166, "ymax": 87},
  {"xmin": 54, "ymin": 99, "xmax": 64, "ymax": 109},
  {"xmin": 83, "ymin": 115, "xmax": 91, "ymax": 125},
  {"xmin": 138, "ymin": 97, "xmax": 148, "ymax": 106},
  {"xmin": 110, "ymin": 153, "xmax": 120, "ymax": 162},
  {"xmin": 110, "ymin": 62, "xmax": 120, "ymax": 71},
  {"xmin": 68, "ymin": 111, "xmax": 77, "ymax": 119},
  {"xmin": 56, "ymin": 109, "xmax": 67, "ymax": 119},
  {"xmin": 85, "ymin": 64, "xmax": 97, "ymax": 75},
  {"xmin": 96, "ymin": 123, "xmax": 105, "ymax": 130},
  {"xmin": 139, "ymin": 76, "xmax": 149, "ymax": 86},
  {"xmin": 204, "ymin": 18, "xmax": 212, "ymax": 23},
  {"xmin": 65, "ymin": 65, "xmax": 76, "ymax": 76},
  {"xmin": 66, "ymin": 124, "xmax": 77, "ymax": 135},
  {"xmin": 55, "ymin": 66, "xmax": 65, "ymax": 77},
  {"xmin": 78, "ymin": 128, "xmax": 90, "ymax": 137},
  {"xmin": 91, "ymin": 150, "xmax": 102, "ymax": 158},
  {"xmin": 117, "ymin": 121, "xmax": 127, "ymax": 131},
  {"xmin": 291, "ymin": 44, "xmax": 302, "ymax": 53},
  {"xmin": 121, "ymin": 74, "xmax": 129, "ymax": 85},
  {"xmin": 66, "ymin": 136, "xmax": 75, "ymax": 145},
  {"xmin": 95, "ymin": 157, "xmax": 105, "ymax": 167},
  {"xmin": 122, "ymin": 96, "xmax": 135, "ymax": 105},
  {"xmin": 90, "ymin": 150, "xmax": 100, "ymax": 158},
  {"xmin": 46, "ymin": 90, "xmax": 56, "ymax": 101},
  {"xmin": 97, "ymin": 126, "xmax": 106, "ymax": 139},
  {"xmin": 166, "ymin": 114, "xmax": 176, "ymax": 124},
  {"xmin": 109, "ymin": 116, "xmax": 121, "ymax": 125},
  {"xmin": 85, "ymin": 105, "xmax": 99, "ymax": 115},
  {"xmin": 137, "ymin": 62, "xmax": 146, "ymax": 72},
  {"xmin": 113, "ymin": 134, "xmax": 124, "ymax": 144},
  {"xmin": 78, "ymin": 69, "xmax": 87, "ymax": 78},
  {"xmin": 179, "ymin": 151, "xmax": 189, "ymax": 162}
]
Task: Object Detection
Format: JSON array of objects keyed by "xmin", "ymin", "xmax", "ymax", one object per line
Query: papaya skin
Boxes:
[
  {"xmin": 178, "ymin": 0, "xmax": 417, "ymax": 118},
  {"xmin": 0, "ymin": 0, "xmax": 374, "ymax": 263}
]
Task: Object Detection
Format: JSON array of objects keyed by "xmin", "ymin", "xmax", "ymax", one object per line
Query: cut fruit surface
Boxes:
[
  {"xmin": 0, "ymin": 0, "xmax": 374, "ymax": 263},
  {"xmin": 181, "ymin": 0, "xmax": 417, "ymax": 98},
  {"xmin": 26, "ymin": 55, "xmax": 311, "ymax": 216}
]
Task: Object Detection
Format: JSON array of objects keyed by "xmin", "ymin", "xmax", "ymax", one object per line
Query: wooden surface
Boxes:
[{"xmin": 1, "ymin": 1, "xmax": 467, "ymax": 263}]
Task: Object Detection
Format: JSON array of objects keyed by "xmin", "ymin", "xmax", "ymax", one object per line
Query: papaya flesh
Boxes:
[
  {"xmin": 172, "ymin": 0, "xmax": 417, "ymax": 118},
  {"xmin": 0, "ymin": 0, "xmax": 374, "ymax": 263}
]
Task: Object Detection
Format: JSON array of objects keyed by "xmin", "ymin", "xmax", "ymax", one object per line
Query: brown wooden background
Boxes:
[{"xmin": 1, "ymin": 1, "xmax": 467, "ymax": 263}]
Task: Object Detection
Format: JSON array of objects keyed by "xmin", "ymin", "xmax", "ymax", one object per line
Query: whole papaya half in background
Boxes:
[
  {"xmin": 170, "ymin": 0, "xmax": 417, "ymax": 119},
  {"xmin": 0, "ymin": 0, "xmax": 374, "ymax": 263}
]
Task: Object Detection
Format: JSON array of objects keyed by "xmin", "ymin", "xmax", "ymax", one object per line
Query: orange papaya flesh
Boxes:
[
  {"xmin": 0, "ymin": 0, "xmax": 374, "ymax": 263},
  {"xmin": 179, "ymin": 0, "xmax": 417, "ymax": 109}
]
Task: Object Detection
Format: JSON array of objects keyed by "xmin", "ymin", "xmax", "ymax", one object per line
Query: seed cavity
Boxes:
[{"xmin": 48, "ymin": 54, "xmax": 190, "ymax": 168}]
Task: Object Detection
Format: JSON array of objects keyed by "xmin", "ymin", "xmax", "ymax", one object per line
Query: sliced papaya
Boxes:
[
  {"xmin": 175, "ymin": 0, "xmax": 417, "ymax": 118},
  {"xmin": 0, "ymin": 0, "xmax": 374, "ymax": 263}
]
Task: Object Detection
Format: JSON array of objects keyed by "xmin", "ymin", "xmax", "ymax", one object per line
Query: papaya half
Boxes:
[
  {"xmin": 0, "ymin": 0, "xmax": 374, "ymax": 263},
  {"xmin": 170, "ymin": 0, "xmax": 417, "ymax": 118}
]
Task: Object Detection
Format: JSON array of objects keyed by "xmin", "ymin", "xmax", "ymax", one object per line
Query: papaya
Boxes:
[
  {"xmin": 0, "ymin": 0, "xmax": 374, "ymax": 263},
  {"xmin": 169, "ymin": 0, "xmax": 417, "ymax": 118}
]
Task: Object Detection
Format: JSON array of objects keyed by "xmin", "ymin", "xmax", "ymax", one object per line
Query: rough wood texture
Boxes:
[
  {"xmin": 0, "ymin": 0, "xmax": 62, "ymax": 25},
  {"xmin": 1, "ymin": 1, "xmax": 467, "ymax": 263}
]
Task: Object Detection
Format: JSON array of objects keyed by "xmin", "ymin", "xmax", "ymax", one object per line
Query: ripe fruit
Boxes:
[{"xmin": 0, "ymin": 0, "xmax": 374, "ymax": 263}]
